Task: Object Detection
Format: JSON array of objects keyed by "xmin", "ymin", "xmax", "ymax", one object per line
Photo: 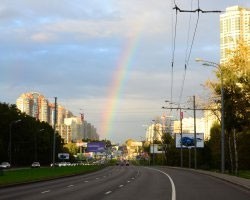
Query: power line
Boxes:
[
  {"xmin": 172, "ymin": 0, "xmax": 221, "ymax": 106},
  {"xmin": 170, "ymin": 0, "xmax": 179, "ymax": 110}
]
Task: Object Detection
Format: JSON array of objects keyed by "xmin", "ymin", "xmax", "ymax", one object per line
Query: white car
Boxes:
[
  {"xmin": 0, "ymin": 162, "xmax": 11, "ymax": 169},
  {"xmin": 31, "ymin": 162, "xmax": 40, "ymax": 168}
]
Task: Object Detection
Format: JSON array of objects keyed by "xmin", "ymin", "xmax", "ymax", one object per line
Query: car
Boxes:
[
  {"xmin": 0, "ymin": 162, "xmax": 11, "ymax": 169},
  {"xmin": 31, "ymin": 162, "xmax": 40, "ymax": 168},
  {"xmin": 180, "ymin": 137, "xmax": 195, "ymax": 146}
]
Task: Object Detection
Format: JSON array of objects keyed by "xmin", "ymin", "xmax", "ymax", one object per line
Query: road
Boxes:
[{"xmin": 0, "ymin": 166, "xmax": 249, "ymax": 200}]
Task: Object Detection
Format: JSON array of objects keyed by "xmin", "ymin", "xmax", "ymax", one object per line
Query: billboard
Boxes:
[
  {"xmin": 87, "ymin": 142, "xmax": 106, "ymax": 153},
  {"xmin": 150, "ymin": 144, "xmax": 166, "ymax": 154},
  {"xmin": 175, "ymin": 133, "xmax": 204, "ymax": 148},
  {"xmin": 58, "ymin": 153, "xmax": 69, "ymax": 160}
]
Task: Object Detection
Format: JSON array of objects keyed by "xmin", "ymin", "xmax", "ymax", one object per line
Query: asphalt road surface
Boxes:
[{"xmin": 0, "ymin": 166, "xmax": 249, "ymax": 200}]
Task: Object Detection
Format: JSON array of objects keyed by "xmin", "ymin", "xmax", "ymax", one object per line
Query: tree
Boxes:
[
  {"xmin": 207, "ymin": 41, "xmax": 250, "ymax": 172},
  {"xmin": 0, "ymin": 102, "xmax": 64, "ymax": 166}
]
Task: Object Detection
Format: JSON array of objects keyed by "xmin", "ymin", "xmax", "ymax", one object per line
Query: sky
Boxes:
[{"xmin": 1, "ymin": 0, "xmax": 250, "ymax": 144}]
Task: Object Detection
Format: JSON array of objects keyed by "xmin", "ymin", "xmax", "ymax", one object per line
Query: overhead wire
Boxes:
[
  {"xmin": 178, "ymin": 0, "xmax": 201, "ymax": 106},
  {"xmin": 170, "ymin": 0, "xmax": 178, "ymax": 111}
]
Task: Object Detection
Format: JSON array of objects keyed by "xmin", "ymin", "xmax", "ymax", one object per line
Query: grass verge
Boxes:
[{"xmin": 0, "ymin": 165, "xmax": 105, "ymax": 187}]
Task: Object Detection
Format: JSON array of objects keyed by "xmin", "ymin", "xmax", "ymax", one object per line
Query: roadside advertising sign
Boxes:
[
  {"xmin": 87, "ymin": 142, "xmax": 106, "ymax": 153},
  {"xmin": 58, "ymin": 153, "xmax": 70, "ymax": 160},
  {"xmin": 175, "ymin": 133, "xmax": 204, "ymax": 148},
  {"xmin": 150, "ymin": 144, "xmax": 166, "ymax": 153}
]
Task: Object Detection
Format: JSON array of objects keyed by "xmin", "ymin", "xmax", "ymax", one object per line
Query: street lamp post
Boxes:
[
  {"xmin": 152, "ymin": 120, "xmax": 156, "ymax": 165},
  {"xmin": 35, "ymin": 129, "xmax": 45, "ymax": 161},
  {"xmin": 9, "ymin": 119, "xmax": 22, "ymax": 166},
  {"xmin": 196, "ymin": 58, "xmax": 225, "ymax": 173}
]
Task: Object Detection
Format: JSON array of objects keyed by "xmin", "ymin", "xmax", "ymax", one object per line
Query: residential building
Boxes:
[
  {"xmin": 145, "ymin": 123, "xmax": 163, "ymax": 142},
  {"xmin": 173, "ymin": 117, "xmax": 208, "ymax": 139},
  {"xmin": 16, "ymin": 91, "xmax": 99, "ymax": 143},
  {"xmin": 220, "ymin": 5, "xmax": 250, "ymax": 63}
]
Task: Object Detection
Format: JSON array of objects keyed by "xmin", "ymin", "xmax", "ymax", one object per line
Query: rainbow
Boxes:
[{"xmin": 100, "ymin": 22, "xmax": 144, "ymax": 140}]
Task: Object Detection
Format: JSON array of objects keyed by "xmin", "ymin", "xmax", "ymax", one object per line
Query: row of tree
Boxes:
[
  {"xmin": 0, "ymin": 102, "xmax": 114, "ymax": 166},
  {"xmin": 0, "ymin": 103, "xmax": 64, "ymax": 166}
]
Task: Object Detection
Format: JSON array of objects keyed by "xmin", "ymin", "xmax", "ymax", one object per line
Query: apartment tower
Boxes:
[{"xmin": 220, "ymin": 5, "xmax": 250, "ymax": 63}]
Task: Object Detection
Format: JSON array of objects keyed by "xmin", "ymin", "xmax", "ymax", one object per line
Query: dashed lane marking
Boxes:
[
  {"xmin": 119, "ymin": 185, "xmax": 124, "ymax": 188},
  {"xmin": 67, "ymin": 185, "xmax": 74, "ymax": 188},
  {"xmin": 41, "ymin": 190, "xmax": 50, "ymax": 194},
  {"xmin": 105, "ymin": 191, "xmax": 112, "ymax": 195}
]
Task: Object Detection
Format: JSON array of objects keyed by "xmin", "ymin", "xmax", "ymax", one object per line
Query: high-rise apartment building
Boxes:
[
  {"xmin": 16, "ymin": 91, "xmax": 99, "ymax": 143},
  {"xmin": 16, "ymin": 92, "xmax": 50, "ymax": 123},
  {"xmin": 220, "ymin": 5, "xmax": 250, "ymax": 63}
]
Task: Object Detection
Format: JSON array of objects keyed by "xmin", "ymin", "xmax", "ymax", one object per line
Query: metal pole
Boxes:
[
  {"xmin": 189, "ymin": 147, "xmax": 191, "ymax": 168},
  {"xmin": 34, "ymin": 131, "xmax": 37, "ymax": 161},
  {"xmin": 9, "ymin": 123, "xmax": 12, "ymax": 166},
  {"xmin": 180, "ymin": 109, "xmax": 183, "ymax": 168},
  {"xmin": 52, "ymin": 97, "xmax": 57, "ymax": 167},
  {"xmin": 153, "ymin": 123, "xmax": 155, "ymax": 165},
  {"xmin": 193, "ymin": 95, "xmax": 197, "ymax": 169},
  {"xmin": 8, "ymin": 120, "xmax": 21, "ymax": 166},
  {"xmin": 221, "ymin": 72, "xmax": 225, "ymax": 173}
]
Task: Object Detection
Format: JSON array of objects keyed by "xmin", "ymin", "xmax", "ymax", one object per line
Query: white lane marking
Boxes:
[
  {"xmin": 146, "ymin": 167, "xmax": 176, "ymax": 200},
  {"xmin": 84, "ymin": 180, "xmax": 89, "ymax": 183},
  {"xmin": 105, "ymin": 191, "xmax": 112, "ymax": 195},
  {"xmin": 96, "ymin": 177, "xmax": 99, "ymax": 180},
  {"xmin": 67, "ymin": 185, "xmax": 74, "ymax": 188},
  {"xmin": 127, "ymin": 180, "xmax": 130, "ymax": 183},
  {"xmin": 41, "ymin": 190, "xmax": 50, "ymax": 194},
  {"xmin": 119, "ymin": 185, "xmax": 124, "ymax": 188},
  {"xmin": 131, "ymin": 177, "xmax": 135, "ymax": 179}
]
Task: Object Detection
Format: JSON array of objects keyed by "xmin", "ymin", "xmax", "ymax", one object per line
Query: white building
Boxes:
[
  {"xmin": 173, "ymin": 117, "xmax": 211, "ymax": 140},
  {"xmin": 145, "ymin": 123, "xmax": 163, "ymax": 142},
  {"xmin": 220, "ymin": 5, "xmax": 250, "ymax": 63}
]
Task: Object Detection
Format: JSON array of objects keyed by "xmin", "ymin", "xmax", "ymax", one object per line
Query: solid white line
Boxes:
[
  {"xmin": 146, "ymin": 167, "xmax": 176, "ymax": 200},
  {"xmin": 105, "ymin": 191, "xmax": 112, "ymax": 195},
  {"xmin": 41, "ymin": 190, "xmax": 50, "ymax": 194}
]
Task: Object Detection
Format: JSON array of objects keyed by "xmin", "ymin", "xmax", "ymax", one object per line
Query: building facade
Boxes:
[
  {"xmin": 16, "ymin": 92, "xmax": 99, "ymax": 143},
  {"xmin": 220, "ymin": 5, "xmax": 250, "ymax": 63}
]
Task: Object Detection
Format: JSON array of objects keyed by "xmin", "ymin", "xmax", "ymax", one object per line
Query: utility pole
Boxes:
[
  {"xmin": 52, "ymin": 97, "xmax": 57, "ymax": 167},
  {"xmin": 180, "ymin": 109, "xmax": 183, "ymax": 168},
  {"xmin": 152, "ymin": 120, "xmax": 156, "ymax": 165},
  {"xmin": 193, "ymin": 95, "xmax": 197, "ymax": 169}
]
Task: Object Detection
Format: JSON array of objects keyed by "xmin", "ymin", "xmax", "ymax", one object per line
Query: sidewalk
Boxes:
[{"xmin": 175, "ymin": 167, "xmax": 250, "ymax": 190}]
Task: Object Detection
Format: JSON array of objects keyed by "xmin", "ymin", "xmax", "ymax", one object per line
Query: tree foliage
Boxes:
[
  {"xmin": 0, "ymin": 102, "xmax": 64, "ymax": 166},
  {"xmin": 207, "ymin": 41, "xmax": 250, "ymax": 171}
]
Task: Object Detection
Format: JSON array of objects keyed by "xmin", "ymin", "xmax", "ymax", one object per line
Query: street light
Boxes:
[
  {"xmin": 34, "ymin": 129, "xmax": 45, "ymax": 161},
  {"xmin": 196, "ymin": 58, "xmax": 225, "ymax": 173},
  {"xmin": 9, "ymin": 119, "xmax": 22, "ymax": 166},
  {"xmin": 152, "ymin": 120, "xmax": 156, "ymax": 165}
]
